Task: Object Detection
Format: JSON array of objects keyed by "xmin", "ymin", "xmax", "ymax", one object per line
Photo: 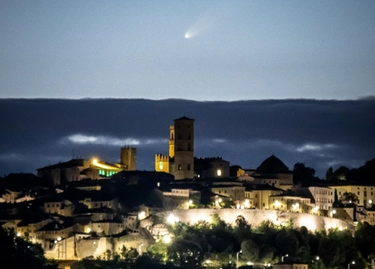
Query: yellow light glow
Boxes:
[
  {"xmin": 92, "ymin": 158, "xmax": 121, "ymax": 170},
  {"xmin": 167, "ymin": 213, "xmax": 179, "ymax": 224},
  {"xmin": 163, "ymin": 234, "xmax": 171, "ymax": 243},
  {"xmin": 138, "ymin": 211, "xmax": 146, "ymax": 220}
]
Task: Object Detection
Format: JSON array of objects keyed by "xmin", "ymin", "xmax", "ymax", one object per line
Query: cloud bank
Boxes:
[{"xmin": 0, "ymin": 99, "xmax": 374, "ymax": 178}]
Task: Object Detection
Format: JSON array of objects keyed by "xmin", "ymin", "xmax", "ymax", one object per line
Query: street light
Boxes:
[
  {"xmin": 236, "ymin": 250, "xmax": 242, "ymax": 268},
  {"xmin": 281, "ymin": 254, "xmax": 289, "ymax": 262},
  {"xmin": 138, "ymin": 243, "xmax": 143, "ymax": 255},
  {"xmin": 347, "ymin": 261, "xmax": 355, "ymax": 269}
]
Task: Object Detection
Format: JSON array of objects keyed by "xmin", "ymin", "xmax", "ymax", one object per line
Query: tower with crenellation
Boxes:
[{"xmin": 155, "ymin": 116, "xmax": 194, "ymax": 180}]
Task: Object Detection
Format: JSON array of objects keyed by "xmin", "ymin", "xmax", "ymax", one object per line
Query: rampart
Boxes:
[
  {"xmin": 171, "ymin": 208, "xmax": 354, "ymax": 232},
  {"xmin": 45, "ymin": 228, "xmax": 154, "ymax": 260}
]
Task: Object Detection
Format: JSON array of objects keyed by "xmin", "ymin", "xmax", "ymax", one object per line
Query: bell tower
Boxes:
[{"xmin": 172, "ymin": 116, "xmax": 194, "ymax": 180}]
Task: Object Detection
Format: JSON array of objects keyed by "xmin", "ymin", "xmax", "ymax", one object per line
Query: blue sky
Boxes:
[{"xmin": 1, "ymin": 0, "xmax": 374, "ymax": 100}]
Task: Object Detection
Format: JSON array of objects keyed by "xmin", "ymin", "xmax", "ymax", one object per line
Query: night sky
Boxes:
[
  {"xmin": 1, "ymin": 1, "xmax": 374, "ymax": 178},
  {"xmin": 0, "ymin": 99, "xmax": 374, "ymax": 178},
  {"xmin": 1, "ymin": 1, "xmax": 374, "ymax": 100}
]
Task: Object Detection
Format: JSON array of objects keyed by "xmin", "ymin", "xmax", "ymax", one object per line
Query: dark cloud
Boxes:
[{"xmin": 1, "ymin": 98, "xmax": 374, "ymax": 177}]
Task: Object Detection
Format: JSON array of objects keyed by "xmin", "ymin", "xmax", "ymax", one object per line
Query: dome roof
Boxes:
[{"xmin": 256, "ymin": 155, "xmax": 289, "ymax": 173}]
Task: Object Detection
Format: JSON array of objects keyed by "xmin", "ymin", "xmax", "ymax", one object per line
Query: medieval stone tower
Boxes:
[
  {"xmin": 155, "ymin": 116, "xmax": 194, "ymax": 180},
  {"xmin": 120, "ymin": 146, "xmax": 136, "ymax": 170}
]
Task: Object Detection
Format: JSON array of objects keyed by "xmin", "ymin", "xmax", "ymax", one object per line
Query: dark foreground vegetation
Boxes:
[
  {"xmin": 74, "ymin": 214, "xmax": 375, "ymax": 269},
  {"xmin": 2, "ymin": 213, "xmax": 375, "ymax": 269}
]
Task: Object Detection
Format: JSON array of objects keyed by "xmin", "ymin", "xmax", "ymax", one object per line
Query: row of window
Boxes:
[
  {"xmin": 98, "ymin": 170, "xmax": 117, "ymax": 176},
  {"xmin": 46, "ymin": 203, "xmax": 60, "ymax": 208}
]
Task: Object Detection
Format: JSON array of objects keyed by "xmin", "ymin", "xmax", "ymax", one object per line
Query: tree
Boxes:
[
  {"xmin": 234, "ymin": 215, "xmax": 252, "ymax": 240},
  {"xmin": 241, "ymin": 239, "xmax": 259, "ymax": 261},
  {"xmin": 275, "ymin": 229, "xmax": 299, "ymax": 257},
  {"xmin": 0, "ymin": 227, "xmax": 57, "ymax": 269},
  {"xmin": 293, "ymin": 163, "xmax": 316, "ymax": 185},
  {"xmin": 119, "ymin": 245, "xmax": 139, "ymax": 260},
  {"xmin": 211, "ymin": 213, "xmax": 227, "ymax": 229},
  {"xmin": 333, "ymin": 166, "xmax": 350, "ymax": 181},
  {"xmin": 340, "ymin": 192, "xmax": 359, "ymax": 204},
  {"xmin": 325, "ymin": 167, "xmax": 334, "ymax": 181}
]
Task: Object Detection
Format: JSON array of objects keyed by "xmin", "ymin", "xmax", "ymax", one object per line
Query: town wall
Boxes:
[
  {"xmin": 45, "ymin": 228, "xmax": 154, "ymax": 260},
  {"xmin": 171, "ymin": 208, "xmax": 354, "ymax": 232}
]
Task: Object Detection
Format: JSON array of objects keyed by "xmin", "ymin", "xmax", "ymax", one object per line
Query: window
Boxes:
[
  {"xmin": 159, "ymin": 162, "xmax": 164, "ymax": 170},
  {"xmin": 217, "ymin": 169, "xmax": 222, "ymax": 176},
  {"xmin": 178, "ymin": 164, "xmax": 182, "ymax": 170},
  {"xmin": 187, "ymin": 164, "xmax": 191, "ymax": 170}
]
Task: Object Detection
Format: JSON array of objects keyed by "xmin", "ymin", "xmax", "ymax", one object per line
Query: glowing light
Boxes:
[
  {"xmin": 184, "ymin": 33, "xmax": 190, "ymax": 39},
  {"xmin": 57, "ymin": 236, "xmax": 62, "ymax": 241},
  {"xmin": 217, "ymin": 169, "xmax": 222, "ymax": 176},
  {"xmin": 86, "ymin": 227, "xmax": 91, "ymax": 233},
  {"xmin": 299, "ymin": 215, "xmax": 317, "ymax": 231},
  {"xmin": 91, "ymin": 158, "xmax": 121, "ymax": 170},
  {"xmin": 138, "ymin": 211, "xmax": 146, "ymax": 220},
  {"xmin": 16, "ymin": 232, "xmax": 21, "ymax": 237},
  {"xmin": 163, "ymin": 234, "xmax": 171, "ymax": 243},
  {"xmin": 369, "ymin": 200, "xmax": 373, "ymax": 204},
  {"xmin": 332, "ymin": 209, "xmax": 337, "ymax": 214},
  {"xmin": 167, "ymin": 213, "xmax": 179, "ymax": 224}
]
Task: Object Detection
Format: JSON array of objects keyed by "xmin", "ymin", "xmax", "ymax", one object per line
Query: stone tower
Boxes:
[
  {"xmin": 155, "ymin": 116, "xmax": 194, "ymax": 180},
  {"xmin": 120, "ymin": 146, "xmax": 136, "ymax": 170},
  {"xmin": 171, "ymin": 116, "xmax": 194, "ymax": 180}
]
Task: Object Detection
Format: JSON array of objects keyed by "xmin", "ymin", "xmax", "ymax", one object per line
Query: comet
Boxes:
[
  {"xmin": 184, "ymin": 11, "xmax": 217, "ymax": 39},
  {"xmin": 184, "ymin": 3, "xmax": 229, "ymax": 39}
]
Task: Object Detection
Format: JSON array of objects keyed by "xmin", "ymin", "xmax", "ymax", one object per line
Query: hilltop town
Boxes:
[{"xmin": 1, "ymin": 116, "xmax": 375, "ymax": 269}]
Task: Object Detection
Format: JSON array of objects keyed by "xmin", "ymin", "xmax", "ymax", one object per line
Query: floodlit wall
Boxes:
[
  {"xmin": 44, "ymin": 228, "xmax": 154, "ymax": 260},
  {"xmin": 171, "ymin": 208, "xmax": 354, "ymax": 232}
]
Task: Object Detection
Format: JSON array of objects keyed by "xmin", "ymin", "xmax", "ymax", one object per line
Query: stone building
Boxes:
[
  {"xmin": 120, "ymin": 146, "xmax": 137, "ymax": 170},
  {"xmin": 155, "ymin": 116, "xmax": 195, "ymax": 180},
  {"xmin": 194, "ymin": 157, "xmax": 230, "ymax": 178}
]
